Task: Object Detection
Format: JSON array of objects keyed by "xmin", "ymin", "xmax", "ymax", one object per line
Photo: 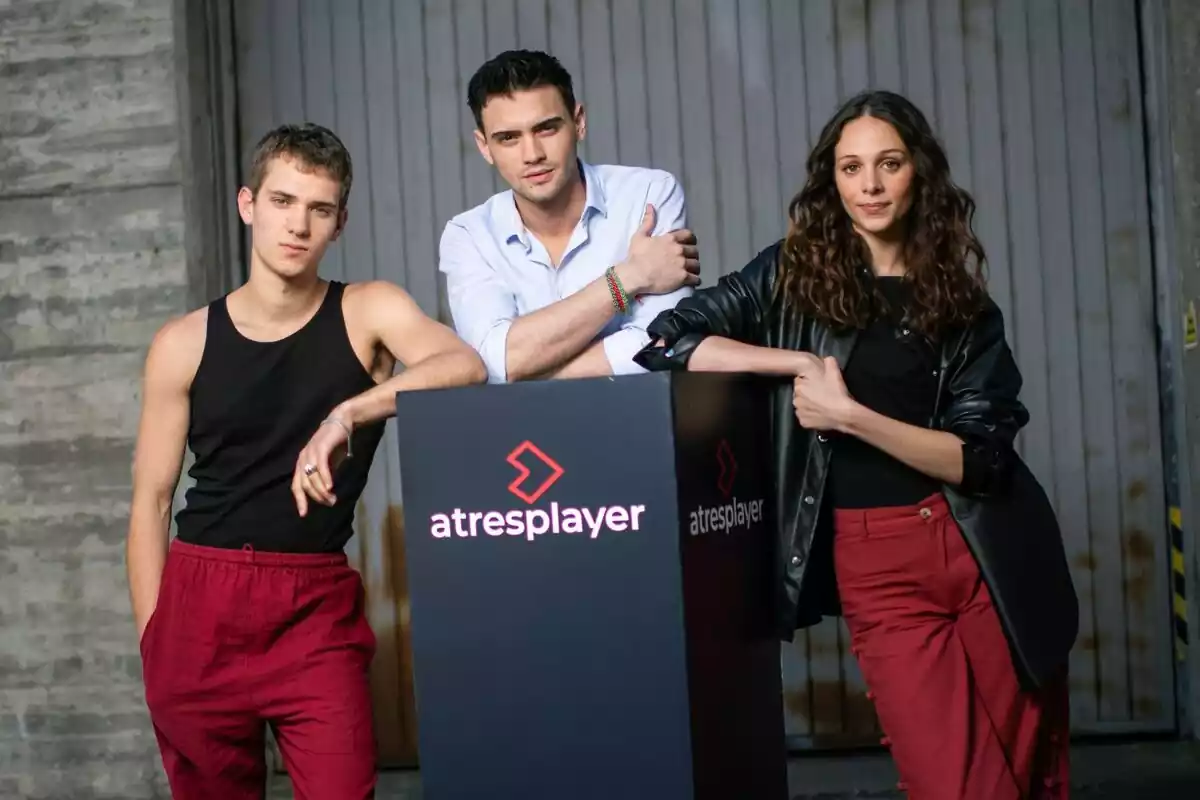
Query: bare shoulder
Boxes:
[
  {"xmin": 343, "ymin": 279, "xmax": 424, "ymax": 318},
  {"xmin": 343, "ymin": 279, "xmax": 474, "ymax": 369},
  {"xmin": 145, "ymin": 306, "xmax": 208, "ymax": 389}
]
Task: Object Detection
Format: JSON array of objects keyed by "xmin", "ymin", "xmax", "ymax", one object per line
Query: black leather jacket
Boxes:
[{"xmin": 634, "ymin": 241, "xmax": 1078, "ymax": 690}]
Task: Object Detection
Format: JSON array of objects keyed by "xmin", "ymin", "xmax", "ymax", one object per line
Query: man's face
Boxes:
[
  {"xmin": 237, "ymin": 155, "xmax": 345, "ymax": 279},
  {"xmin": 474, "ymin": 86, "xmax": 585, "ymax": 207}
]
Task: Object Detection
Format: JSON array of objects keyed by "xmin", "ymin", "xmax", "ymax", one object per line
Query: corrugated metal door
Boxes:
[{"xmin": 232, "ymin": 0, "xmax": 1175, "ymax": 754}]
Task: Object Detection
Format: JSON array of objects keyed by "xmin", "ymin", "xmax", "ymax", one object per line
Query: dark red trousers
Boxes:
[
  {"xmin": 834, "ymin": 494, "xmax": 1070, "ymax": 799},
  {"xmin": 140, "ymin": 540, "xmax": 377, "ymax": 799}
]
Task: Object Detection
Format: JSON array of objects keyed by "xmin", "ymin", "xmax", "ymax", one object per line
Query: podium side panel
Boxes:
[
  {"xmin": 394, "ymin": 375, "xmax": 694, "ymax": 800},
  {"xmin": 672, "ymin": 373, "xmax": 788, "ymax": 800}
]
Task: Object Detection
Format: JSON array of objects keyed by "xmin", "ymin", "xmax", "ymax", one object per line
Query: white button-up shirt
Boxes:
[{"xmin": 438, "ymin": 161, "xmax": 694, "ymax": 383}]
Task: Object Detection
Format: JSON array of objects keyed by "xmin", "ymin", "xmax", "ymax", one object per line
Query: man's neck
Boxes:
[
  {"xmin": 237, "ymin": 259, "xmax": 326, "ymax": 324},
  {"xmin": 514, "ymin": 166, "xmax": 588, "ymax": 241}
]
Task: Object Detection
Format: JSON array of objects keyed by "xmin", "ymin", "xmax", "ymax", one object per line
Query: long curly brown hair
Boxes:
[{"xmin": 777, "ymin": 90, "xmax": 987, "ymax": 339}]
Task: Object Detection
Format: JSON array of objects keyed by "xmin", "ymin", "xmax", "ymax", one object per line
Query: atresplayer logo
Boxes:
[
  {"xmin": 688, "ymin": 439, "xmax": 765, "ymax": 536},
  {"xmin": 428, "ymin": 440, "xmax": 647, "ymax": 542}
]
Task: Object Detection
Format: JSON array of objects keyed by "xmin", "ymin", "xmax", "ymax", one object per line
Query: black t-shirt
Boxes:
[{"xmin": 826, "ymin": 276, "xmax": 943, "ymax": 509}]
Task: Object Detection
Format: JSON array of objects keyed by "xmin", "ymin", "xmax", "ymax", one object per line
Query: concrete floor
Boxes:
[{"xmin": 267, "ymin": 740, "xmax": 1200, "ymax": 798}]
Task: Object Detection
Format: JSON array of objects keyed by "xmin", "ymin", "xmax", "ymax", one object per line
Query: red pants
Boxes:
[
  {"xmin": 140, "ymin": 540, "xmax": 377, "ymax": 799},
  {"xmin": 834, "ymin": 494, "xmax": 1070, "ymax": 799}
]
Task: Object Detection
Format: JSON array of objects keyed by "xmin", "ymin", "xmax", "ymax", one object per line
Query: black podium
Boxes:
[{"xmin": 394, "ymin": 371, "xmax": 787, "ymax": 800}]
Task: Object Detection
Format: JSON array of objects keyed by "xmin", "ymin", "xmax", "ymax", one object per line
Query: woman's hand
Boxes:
[
  {"xmin": 793, "ymin": 356, "xmax": 858, "ymax": 432},
  {"xmin": 792, "ymin": 351, "xmax": 825, "ymax": 378}
]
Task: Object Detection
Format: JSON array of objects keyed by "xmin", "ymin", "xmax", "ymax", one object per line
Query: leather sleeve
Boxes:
[
  {"xmin": 633, "ymin": 242, "xmax": 781, "ymax": 371},
  {"xmin": 940, "ymin": 299, "xmax": 1031, "ymax": 497}
]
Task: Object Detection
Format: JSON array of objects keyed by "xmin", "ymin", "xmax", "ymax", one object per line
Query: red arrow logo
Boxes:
[
  {"xmin": 717, "ymin": 438, "xmax": 737, "ymax": 498},
  {"xmin": 506, "ymin": 440, "xmax": 565, "ymax": 505}
]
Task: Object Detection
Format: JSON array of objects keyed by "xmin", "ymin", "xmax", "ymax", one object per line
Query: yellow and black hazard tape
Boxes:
[{"xmin": 1170, "ymin": 506, "xmax": 1188, "ymax": 662}]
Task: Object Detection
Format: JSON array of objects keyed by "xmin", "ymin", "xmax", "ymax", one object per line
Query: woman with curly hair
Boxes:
[{"xmin": 636, "ymin": 90, "xmax": 1078, "ymax": 798}]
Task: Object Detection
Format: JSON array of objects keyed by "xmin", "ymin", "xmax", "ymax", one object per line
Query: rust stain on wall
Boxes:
[
  {"xmin": 352, "ymin": 502, "xmax": 419, "ymax": 767},
  {"xmin": 783, "ymin": 682, "xmax": 880, "ymax": 747},
  {"xmin": 1123, "ymin": 528, "xmax": 1154, "ymax": 612},
  {"xmin": 1124, "ymin": 528, "xmax": 1154, "ymax": 560},
  {"xmin": 383, "ymin": 504, "xmax": 419, "ymax": 766},
  {"xmin": 1134, "ymin": 695, "xmax": 1162, "ymax": 718},
  {"xmin": 784, "ymin": 688, "xmax": 809, "ymax": 724},
  {"xmin": 1071, "ymin": 551, "xmax": 1097, "ymax": 571},
  {"xmin": 842, "ymin": 688, "xmax": 879, "ymax": 737}
]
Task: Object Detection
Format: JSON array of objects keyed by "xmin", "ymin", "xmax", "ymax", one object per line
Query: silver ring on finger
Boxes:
[{"xmin": 303, "ymin": 463, "xmax": 316, "ymax": 476}]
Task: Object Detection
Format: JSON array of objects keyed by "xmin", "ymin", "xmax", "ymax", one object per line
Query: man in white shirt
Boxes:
[{"xmin": 439, "ymin": 49, "xmax": 700, "ymax": 383}]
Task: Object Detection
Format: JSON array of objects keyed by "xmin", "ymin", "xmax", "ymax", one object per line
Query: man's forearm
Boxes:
[
  {"xmin": 531, "ymin": 340, "xmax": 612, "ymax": 380},
  {"xmin": 126, "ymin": 503, "xmax": 170, "ymax": 637},
  {"xmin": 335, "ymin": 349, "xmax": 487, "ymax": 427},
  {"xmin": 505, "ymin": 266, "xmax": 636, "ymax": 381}
]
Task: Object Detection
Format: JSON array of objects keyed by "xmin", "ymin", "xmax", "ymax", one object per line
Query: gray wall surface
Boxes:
[
  {"xmin": 0, "ymin": 0, "xmax": 182, "ymax": 796},
  {"xmin": 1150, "ymin": 0, "xmax": 1200, "ymax": 737}
]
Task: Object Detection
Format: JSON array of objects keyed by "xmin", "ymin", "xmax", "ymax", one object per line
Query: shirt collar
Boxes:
[{"xmin": 500, "ymin": 159, "xmax": 607, "ymax": 251}]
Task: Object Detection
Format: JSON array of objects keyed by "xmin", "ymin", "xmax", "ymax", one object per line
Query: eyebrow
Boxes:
[
  {"xmin": 837, "ymin": 148, "xmax": 906, "ymax": 162},
  {"xmin": 490, "ymin": 115, "xmax": 565, "ymax": 140},
  {"xmin": 268, "ymin": 190, "xmax": 337, "ymax": 211}
]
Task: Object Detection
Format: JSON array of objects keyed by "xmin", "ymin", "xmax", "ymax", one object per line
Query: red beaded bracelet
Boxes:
[{"xmin": 605, "ymin": 266, "xmax": 629, "ymax": 314}]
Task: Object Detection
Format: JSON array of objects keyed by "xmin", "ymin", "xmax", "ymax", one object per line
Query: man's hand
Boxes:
[
  {"xmin": 616, "ymin": 205, "xmax": 701, "ymax": 295},
  {"xmin": 291, "ymin": 417, "xmax": 351, "ymax": 516}
]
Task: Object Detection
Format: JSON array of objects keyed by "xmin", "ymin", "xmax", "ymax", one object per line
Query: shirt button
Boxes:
[
  {"xmin": 816, "ymin": 433, "xmax": 827, "ymax": 443},
  {"xmin": 790, "ymin": 554, "xmax": 803, "ymax": 567},
  {"xmin": 803, "ymin": 495, "xmax": 815, "ymax": 505}
]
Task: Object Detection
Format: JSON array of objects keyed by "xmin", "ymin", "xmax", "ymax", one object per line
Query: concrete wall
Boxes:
[{"xmin": 0, "ymin": 0, "xmax": 185, "ymax": 796}]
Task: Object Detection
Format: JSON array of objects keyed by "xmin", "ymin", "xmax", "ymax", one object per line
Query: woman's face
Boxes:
[{"xmin": 833, "ymin": 115, "xmax": 916, "ymax": 237}]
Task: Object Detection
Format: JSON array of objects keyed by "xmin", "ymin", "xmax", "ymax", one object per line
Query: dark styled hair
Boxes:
[
  {"xmin": 777, "ymin": 90, "xmax": 987, "ymax": 338},
  {"xmin": 466, "ymin": 49, "xmax": 577, "ymax": 131},
  {"xmin": 246, "ymin": 123, "xmax": 353, "ymax": 210}
]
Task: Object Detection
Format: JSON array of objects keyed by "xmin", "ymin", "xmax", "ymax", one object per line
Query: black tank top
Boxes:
[{"xmin": 175, "ymin": 281, "xmax": 385, "ymax": 553}]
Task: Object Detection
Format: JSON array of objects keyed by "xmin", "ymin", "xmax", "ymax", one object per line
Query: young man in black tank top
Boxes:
[{"xmin": 126, "ymin": 123, "xmax": 486, "ymax": 798}]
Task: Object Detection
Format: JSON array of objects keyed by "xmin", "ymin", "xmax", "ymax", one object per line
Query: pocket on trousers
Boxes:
[
  {"xmin": 355, "ymin": 582, "xmax": 377, "ymax": 659},
  {"xmin": 138, "ymin": 605, "xmax": 160, "ymax": 662}
]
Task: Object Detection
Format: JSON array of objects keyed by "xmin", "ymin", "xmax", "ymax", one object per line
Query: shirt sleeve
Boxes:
[
  {"xmin": 601, "ymin": 171, "xmax": 695, "ymax": 375},
  {"xmin": 438, "ymin": 221, "xmax": 517, "ymax": 384}
]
